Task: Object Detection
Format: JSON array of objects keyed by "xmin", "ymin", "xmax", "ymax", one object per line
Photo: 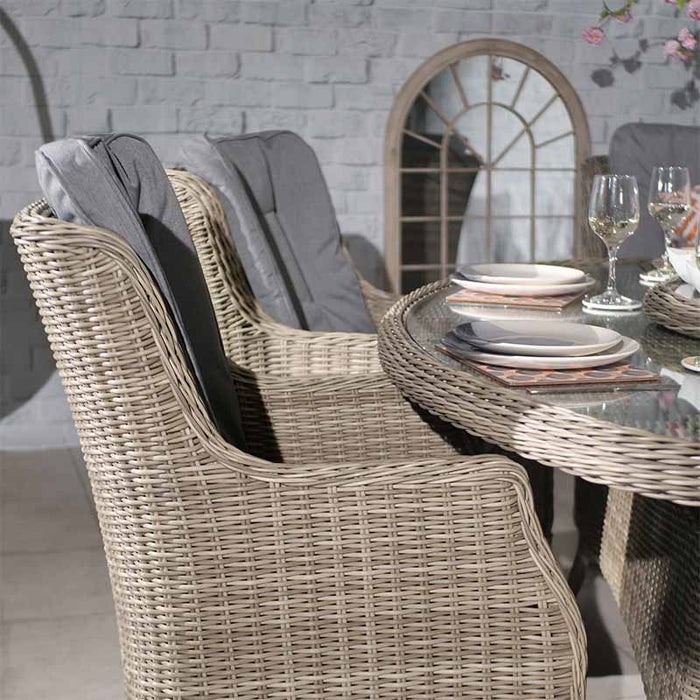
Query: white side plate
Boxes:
[
  {"xmin": 456, "ymin": 263, "xmax": 586, "ymax": 286},
  {"xmin": 454, "ymin": 320, "xmax": 622, "ymax": 357},
  {"xmin": 451, "ymin": 274, "xmax": 596, "ymax": 297},
  {"xmin": 441, "ymin": 334, "xmax": 640, "ymax": 370}
]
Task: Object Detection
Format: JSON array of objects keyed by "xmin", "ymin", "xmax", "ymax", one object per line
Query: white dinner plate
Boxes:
[
  {"xmin": 451, "ymin": 274, "xmax": 596, "ymax": 297},
  {"xmin": 456, "ymin": 263, "xmax": 586, "ymax": 286},
  {"xmin": 440, "ymin": 333, "xmax": 639, "ymax": 370},
  {"xmin": 448, "ymin": 304, "xmax": 584, "ymax": 324},
  {"xmin": 453, "ymin": 320, "xmax": 622, "ymax": 357}
]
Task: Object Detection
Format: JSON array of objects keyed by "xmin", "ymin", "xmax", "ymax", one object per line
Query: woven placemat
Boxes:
[
  {"xmin": 446, "ymin": 288, "xmax": 586, "ymax": 310},
  {"xmin": 437, "ymin": 344, "xmax": 659, "ymax": 388}
]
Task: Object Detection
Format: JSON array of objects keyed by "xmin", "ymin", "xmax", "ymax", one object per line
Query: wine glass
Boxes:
[
  {"xmin": 641, "ymin": 166, "xmax": 691, "ymax": 285},
  {"xmin": 584, "ymin": 174, "xmax": 642, "ymax": 312},
  {"xmin": 682, "ymin": 212, "xmax": 700, "ymax": 373}
]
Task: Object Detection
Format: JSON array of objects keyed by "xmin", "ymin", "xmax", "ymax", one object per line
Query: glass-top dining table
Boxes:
[
  {"xmin": 378, "ymin": 259, "xmax": 700, "ymax": 700},
  {"xmin": 379, "ymin": 259, "xmax": 700, "ymax": 506}
]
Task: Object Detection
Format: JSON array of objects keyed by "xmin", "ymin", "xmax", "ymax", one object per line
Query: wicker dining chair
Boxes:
[
  {"xmin": 167, "ymin": 168, "xmax": 394, "ymax": 376},
  {"xmin": 11, "ymin": 200, "xmax": 586, "ymax": 700},
  {"xmin": 166, "ymin": 166, "xmax": 559, "ymax": 536}
]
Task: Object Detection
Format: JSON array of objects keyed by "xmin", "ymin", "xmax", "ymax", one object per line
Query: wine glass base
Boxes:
[
  {"xmin": 639, "ymin": 267, "xmax": 676, "ymax": 284},
  {"xmin": 582, "ymin": 291, "xmax": 642, "ymax": 312},
  {"xmin": 681, "ymin": 356, "xmax": 700, "ymax": 373}
]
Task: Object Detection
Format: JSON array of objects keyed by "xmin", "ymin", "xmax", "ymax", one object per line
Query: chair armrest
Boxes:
[
  {"xmin": 231, "ymin": 363, "xmax": 479, "ymax": 463},
  {"xmin": 186, "ymin": 433, "xmax": 588, "ymax": 699},
  {"xmin": 226, "ymin": 324, "xmax": 382, "ymax": 377}
]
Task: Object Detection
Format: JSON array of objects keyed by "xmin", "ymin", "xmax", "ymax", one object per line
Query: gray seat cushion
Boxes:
[
  {"xmin": 609, "ymin": 123, "xmax": 700, "ymax": 259},
  {"xmin": 180, "ymin": 131, "xmax": 375, "ymax": 333},
  {"xmin": 35, "ymin": 134, "xmax": 244, "ymax": 447}
]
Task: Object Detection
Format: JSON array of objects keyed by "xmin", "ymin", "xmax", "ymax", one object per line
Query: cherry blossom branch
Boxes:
[{"xmin": 582, "ymin": 0, "xmax": 699, "ymax": 64}]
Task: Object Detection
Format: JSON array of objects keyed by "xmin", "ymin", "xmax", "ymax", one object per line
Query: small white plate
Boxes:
[
  {"xmin": 681, "ymin": 357, "xmax": 700, "ymax": 373},
  {"xmin": 453, "ymin": 320, "xmax": 622, "ymax": 357},
  {"xmin": 456, "ymin": 263, "xmax": 586, "ymax": 286},
  {"xmin": 441, "ymin": 333, "xmax": 639, "ymax": 370},
  {"xmin": 451, "ymin": 274, "xmax": 596, "ymax": 297}
]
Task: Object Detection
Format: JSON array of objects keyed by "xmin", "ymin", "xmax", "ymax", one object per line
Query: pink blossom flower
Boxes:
[
  {"xmin": 665, "ymin": 0, "xmax": 677, "ymax": 4},
  {"xmin": 664, "ymin": 39, "xmax": 685, "ymax": 61},
  {"xmin": 688, "ymin": 0, "xmax": 700, "ymax": 20},
  {"xmin": 582, "ymin": 26, "xmax": 605, "ymax": 45},
  {"xmin": 614, "ymin": 11, "xmax": 632, "ymax": 23},
  {"xmin": 679, "ymin": 27, "xmax": 697, "ymax": 51}
]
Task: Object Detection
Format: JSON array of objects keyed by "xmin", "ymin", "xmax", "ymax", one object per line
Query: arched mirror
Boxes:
[{"xmin": 384, "ymin": 39, "xmax": 591, "ymax": 293}]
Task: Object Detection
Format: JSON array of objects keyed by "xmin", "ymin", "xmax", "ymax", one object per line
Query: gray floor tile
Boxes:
[
  {"xmin": 0, "ymin": 449, "xmax": 88, "ymax": 505},
  {"xmin": 587, "ymin": 674, "xmax": 646, "ymax": 699},
  {"xmin": 1, "ymin": 614, "xmax": 124, "ymax": 700},
  {"xmin": 1, "ymin": 498, "xmax": 102, "ymax": 554},
  {"xmin": 1, "ymin": 549, "xmax": 113, "ymax": 622}
]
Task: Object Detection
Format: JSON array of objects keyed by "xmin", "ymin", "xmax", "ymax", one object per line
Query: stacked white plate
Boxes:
[
  {"xmin": 452, "ymin": 263, "xmax": 595, "ymax": 297},
  {"xmin": 441, "ymin": 319, "xmax": 640, "ymax": 370}
]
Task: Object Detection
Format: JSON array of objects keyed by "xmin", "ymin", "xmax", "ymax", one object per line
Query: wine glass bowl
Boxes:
[
  {"xmin": 583, "ymin": 174, "xmax": 642, "ymax": 312},
  {"xmin": 641, "ymin": 166, "xmax": 691, "ymax": 285}
]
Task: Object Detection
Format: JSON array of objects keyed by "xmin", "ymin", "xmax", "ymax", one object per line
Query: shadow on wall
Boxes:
[
  {"xmin": 591, "ymin": 37, "xmax": 700, "ymax": 110},
  {"xmin": 0, "ymin": 8, "xmax": 56, "ymax": 421}
]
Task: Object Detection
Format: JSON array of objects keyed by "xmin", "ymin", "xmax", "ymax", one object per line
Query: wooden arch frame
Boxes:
[{"xmin": 383, "ymin": 39, "xmax": 591, "ymax": 293}]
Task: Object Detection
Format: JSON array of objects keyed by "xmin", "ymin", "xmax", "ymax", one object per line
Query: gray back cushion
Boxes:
[
  {"xmin": 609, "ymin": 123, "xmax": 700, "ymax": 259},
  {"xmin": 36, "ymin": 134, "xmax": 244, "ymax": 447},
  {"xmin": 181, "ymin": 131, "xmax": 375, "ymax": 333}
]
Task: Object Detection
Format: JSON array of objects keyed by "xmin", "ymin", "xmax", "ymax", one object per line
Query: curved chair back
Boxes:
[
  {"xmin": 10, "ymin": 202, "xmax": 586, "ymax": 700},
  {"xmin": 35, "ymin": 135, "xmax": 244, "ymax": 446},
  {"xmin": 180, "ymin": 132, "xmax": 375, "ymax": 333},
  {"xmin": 168, "ymin": 168, "xmax": 386, "ymax": 375}
]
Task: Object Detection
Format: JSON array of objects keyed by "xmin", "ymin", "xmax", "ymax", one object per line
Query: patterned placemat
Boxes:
[
  {"xmin": 446, "ymin": 288, "xmax": 587, "ymax": 309},
  {"xmin": 436, "ymin": 344, "xmax": 660, "ymax": 387}
]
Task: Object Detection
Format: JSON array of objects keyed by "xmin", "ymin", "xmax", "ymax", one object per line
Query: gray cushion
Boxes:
[
  {"xmin": 609, "ymin": 123, "xmax": 700, "ymax": 259},
  {"xmin": 180, "ymin": 131, "xmax": 375, "ymax": 333},
  {"xmin": 36, "ymin": 134, "xmax": 244, "ymax": 447}
]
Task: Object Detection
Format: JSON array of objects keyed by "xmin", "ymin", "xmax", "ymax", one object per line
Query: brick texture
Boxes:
[{"xmin": 0, "ymin": 0, "xmax": 698, "ymax": 446}]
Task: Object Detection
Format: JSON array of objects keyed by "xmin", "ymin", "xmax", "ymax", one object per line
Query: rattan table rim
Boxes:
[{"xmin": 378, "ymin": 279, "xmax": 700, "ymax": 507}]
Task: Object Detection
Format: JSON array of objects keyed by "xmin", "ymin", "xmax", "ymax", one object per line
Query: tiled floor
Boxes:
[{"xmin": 0, "ymin": 448, "xmax": 645, "ymax": 699}]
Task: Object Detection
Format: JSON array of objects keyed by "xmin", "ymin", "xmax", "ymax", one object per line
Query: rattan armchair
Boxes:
[
  {"xmin": 167, "ymin": 168, "xmax": 395, "ymax": 376},
  {"xmin": 167, "ymin": 167, "xmax": 556, "ymax": 535},
  {"xmin": 11, "ymin": 200, "xmax": 586, "ymax": 699}
]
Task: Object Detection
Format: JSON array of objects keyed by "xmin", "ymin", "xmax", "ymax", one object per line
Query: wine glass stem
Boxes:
[
  {"xmin": 607, "ymin": 245, "xmax": 619, "ymax": 294},
  {"xmin": 662, "ymin": 232, "xmax": 672, "ymax": 270}
]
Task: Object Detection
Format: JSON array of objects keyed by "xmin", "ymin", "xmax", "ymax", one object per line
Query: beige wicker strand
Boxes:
[
  {"xmin": 379, "ymin": 280, "xmax": 700, "ymax": 506},
  {"xmin": 167, "ymin": 168, "xmax": 396, "ymax": 376},
  {"xmin": 644, "ymin": 278, "xmax": 700, "ymax": 340},
  {"xmin": 601, "ymin": 489, "xmax": 699, "ymax": 700},
  {"xmin": 165, "ymin": 167, "xmax": 518, "ymax": 464},
  {"xmin": 11, "ymin": 201, "xmax": 586, "ymax": 700}
]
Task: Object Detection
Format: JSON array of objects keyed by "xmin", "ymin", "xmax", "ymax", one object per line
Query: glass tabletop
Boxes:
[{"xmin": 406, "ymin": 261, "xmax": 700, "ymax": 442}]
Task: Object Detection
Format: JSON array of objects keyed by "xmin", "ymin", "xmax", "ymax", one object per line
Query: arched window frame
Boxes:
[{"xmin": 384, "ymin": 39, "xmax": 591, "ymax": 293}]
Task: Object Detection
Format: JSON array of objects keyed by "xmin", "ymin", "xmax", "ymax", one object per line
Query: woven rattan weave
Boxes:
[
  {"xmin": 379, "ymin": 280, "xmax": 700, "ymax": 506},
  {"xmin": 167, "ymin": 167, "xmax": 558, "ymax": 533},
  {"xmin": 644, "ymin": 278, "xmax": 700, "ymax": 340},
  {"xmin": 168, "ymin": 168, "xmax": 395, "ymax": 376},
  {"xmin": 11, "ymin": 201, "xmax": 586, "ymax": 699},
  {"xmin": 601, "ymin": 489, "xmax": 699, "ymax": 700}
]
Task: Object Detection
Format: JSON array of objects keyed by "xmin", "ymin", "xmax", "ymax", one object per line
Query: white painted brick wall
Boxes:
[{"xmin": 1, "ymin": 0, "xmax": 699, "ymax": 446}]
